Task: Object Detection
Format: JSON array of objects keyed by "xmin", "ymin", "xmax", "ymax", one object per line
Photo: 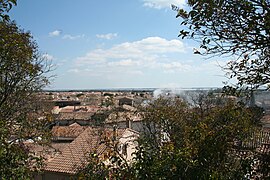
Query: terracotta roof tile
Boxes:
[
  {"xmin": 51, "ymin": 125, "xmax": 87, "ymax": 138},
  {"xmin": 45, "ymin": 127, "xmax": 127, "ymax": 174},
  {"xmin": 55, "ymin": 112, "xmax": 94, "ymax": 121},
  {"xmin": 106, "ymin": 112, "xmax": 142, "ymax": 123}
]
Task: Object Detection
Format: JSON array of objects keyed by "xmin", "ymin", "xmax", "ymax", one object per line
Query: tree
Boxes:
[
  {"xmin": 173, "ymin": 0, "xmax": 270, "ymax": 90},
  {"xmin": 132, "ymin": 95, "xmax": 261, "ymax": 179},
  {"xmin": 0, "ymin": 20, "xmax": 52, "ymax": 178}
]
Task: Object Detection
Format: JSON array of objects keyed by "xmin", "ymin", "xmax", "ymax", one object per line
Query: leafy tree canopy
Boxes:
[
  {"xmin": 132, "ymin": 95, "xmax": 263, "ymax": 179},
  {"xmin": 173, "ymin": 0, "xmax": 270, "ymax": 90},
  {"xmin": 0, "ymin": 20, "xmax": 51, "ymax": 179}
]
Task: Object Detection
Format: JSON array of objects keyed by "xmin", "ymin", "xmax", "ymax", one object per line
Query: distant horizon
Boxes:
[{"xmin": 43, "ymin": 86, "xmax": 222, "ymax": 92}]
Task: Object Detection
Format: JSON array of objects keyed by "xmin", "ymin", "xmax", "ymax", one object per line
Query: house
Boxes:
[
  {"xmin": 238, "ymin": 131, "xmax": 270, "ymax": 178},
  {"xmin": 53, "ymin": 100, "xmax": 81, "ymax": 108},
  {"xmin": 53, "ymin": 112, "xmax": 95, "ymax": 126},
  {"xmin": 118, "ymin": 97, "xmax": 133, "ymax": 106},
  {"xmin": 25, "ymin": 123, "xmax": 88, "ymax": 173},
  {"xmin": 51, "ymin": 123, "xmax": 87, "ymax": 142},
  {"xmin": 58, "ymin": 105, "xmax": 102, "ymax": 113},
  {"xmin": 35, "ymin": 127, "xmax": 139, "ymax": 180},
  {"xmin": 104, "ymin": 110, "xmax": 145, "ymax": 133}
]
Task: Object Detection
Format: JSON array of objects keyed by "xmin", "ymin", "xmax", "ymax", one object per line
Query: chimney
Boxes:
[
  {"xmin": 250, "ymin": 91, "xmax": 255, "ymax": 107},
  {"xmin": 126, "ymin": 118, "xmax": 132, "ymax": 129}
]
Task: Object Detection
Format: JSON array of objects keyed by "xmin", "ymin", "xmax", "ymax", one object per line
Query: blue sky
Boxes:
[{"xmin": 10, "ymin": 0, "xmax": 227, "ymax": 90}]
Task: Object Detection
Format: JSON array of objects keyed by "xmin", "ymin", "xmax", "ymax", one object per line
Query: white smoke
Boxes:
[
  {"xmin": 153, "ymin": 88, "xmax": 211, "ymax": 106},
  {"xmin": 153, "ymin": 88, "xmax": 186, "ymax": 99}
]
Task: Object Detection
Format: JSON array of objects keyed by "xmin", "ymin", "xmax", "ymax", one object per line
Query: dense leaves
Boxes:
[
  {"xmin": 0, "ymin": 21, "xmax": 51, "ymax": 179},
  {"xmin": 174, "ymin": 0, "xmax": 270, "ymax": 89},
  {"xmin": 132, "ymin": 96, "xmax": 258, "ymax": 179}
]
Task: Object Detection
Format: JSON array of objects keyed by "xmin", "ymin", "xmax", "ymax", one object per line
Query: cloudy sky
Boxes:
[{"xmin": 10, "ymin": 0, "xmax": 227, "ymax": 90}]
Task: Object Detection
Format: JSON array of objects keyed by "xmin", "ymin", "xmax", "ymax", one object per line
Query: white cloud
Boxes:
[
  {"xmin": 62, "ymin": 34, "xmax": 85, "ymax": 40},
  {"xmin": 76, "ymin": 37, "xmax": 185, "ymax": 68},
  {"xmin": 162, "ymin": 62, "xmax": 192, "ymax": 73},
  {"xmin": 61, "ymin": 36, "xmax": 226, "ymax": 88},
  {"xmin": 96, "ymin": 33, "xmax": 118, "ymax": 40},
  {"xmin": 68, "ymin": 68, "xmax": 79, "ymax": 73},
  {"xmin": 128, "ymin": 70, "xmax": 144, "ymax": 75},
  {"xmin": 49, "ymin": 30, "xmax": 62, "ymax": 37},
  {"xmin": 70, "ymin": 36, "xmax": 198, "ymax": 86},
  {"xmin": 108, "ymin": 59, "xmax": 140, "ymax": 67},
  {"xmin": 143, "ymin": 0, "xmax": 185, "ymax": 9}
]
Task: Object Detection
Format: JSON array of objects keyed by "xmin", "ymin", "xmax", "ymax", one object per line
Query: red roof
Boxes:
[{"xmin": 44, "ymin": 127, "xmax": 134, "ymax": 174}]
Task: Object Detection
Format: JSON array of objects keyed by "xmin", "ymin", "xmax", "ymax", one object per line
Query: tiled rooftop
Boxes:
[
  {"xmin": 44, "ymin": 127, "xmax": 129, "ymax": 174},
  {"xmin": 59, "ymin": 105, "xmax": 101, "ymax": 113},
  {"xmin": 54, "ymin": 112, "xmax": 94, "ymax": 121},
  {"xmin": 106, "ymin": 111, "xmax": 142, "ymax": 123},
  {"xmin": 51, "ymin": 125, "xmax": 87, "ymax": 139}
]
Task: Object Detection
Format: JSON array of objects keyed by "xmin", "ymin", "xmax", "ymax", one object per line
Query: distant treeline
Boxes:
[{"xmin": 42, "ymin": 88, "xmax": 157, "ymax": 93}]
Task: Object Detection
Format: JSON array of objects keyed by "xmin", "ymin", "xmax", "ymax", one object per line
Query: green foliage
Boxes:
[
  {"xmin": 0, "ymin": 21, "xmax": 51, "ymax": 179},
  {"xmin": 131, "ymin": 96, "xmax": 260, "ymax": 179},
  {"xmin": 0, "ymin": 0, "xmax": 17, "ymax": 21},
  {"xmin": 174, "ymin": 0, "xmax": 270, "ymax": 89}
]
